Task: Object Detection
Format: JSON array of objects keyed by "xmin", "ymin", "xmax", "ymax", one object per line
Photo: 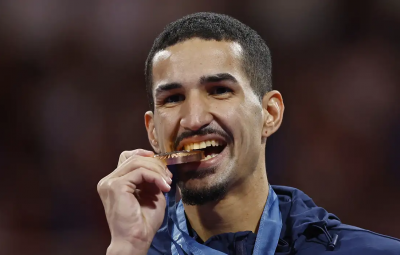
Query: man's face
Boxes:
[{"xmin": 147, "ymin": 38, "xmax": 267, "ymax": 204}]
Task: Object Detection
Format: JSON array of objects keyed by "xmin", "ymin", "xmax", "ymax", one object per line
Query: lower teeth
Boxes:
[{"xmin": 201, "ymin": 153, "xmax": 218, "ymax": 161}]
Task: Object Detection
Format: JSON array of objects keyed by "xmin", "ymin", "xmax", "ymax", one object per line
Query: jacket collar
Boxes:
[{"xmin": 150, "ymin": 185, "xmax": 342, "ymax": 254}]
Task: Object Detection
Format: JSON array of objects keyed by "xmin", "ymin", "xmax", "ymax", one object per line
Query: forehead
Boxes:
[{"xmin": 151, "ymin": 38, "xmax": 247, "ymax": 90}]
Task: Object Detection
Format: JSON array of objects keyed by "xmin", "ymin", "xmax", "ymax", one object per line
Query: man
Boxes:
[{"xmin": 97, "ymin": 12, "xmax": 400, "ymax": 255}]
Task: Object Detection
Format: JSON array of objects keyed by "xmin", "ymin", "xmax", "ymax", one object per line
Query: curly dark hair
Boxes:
[{"xmin": 145, "ymin": 12, "xmax": 272, "ymax": 110}]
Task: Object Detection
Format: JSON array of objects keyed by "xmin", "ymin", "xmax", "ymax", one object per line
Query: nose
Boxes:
[{"xmin": 180, "ymin": 92, "xmax": 212, "ymax": 131}]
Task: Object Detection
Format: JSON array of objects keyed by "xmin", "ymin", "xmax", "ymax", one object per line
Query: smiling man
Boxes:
[{"xmin": 97, "ymin": 13, "xmax": 400, "ymax": 255}]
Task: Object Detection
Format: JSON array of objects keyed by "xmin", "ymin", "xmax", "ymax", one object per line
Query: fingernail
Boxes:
[
  {"xmin": 164, "ymin": 175, "xmax": 172, "ymax": 184},
  {"xmin": 163, "ymin": 178, "xmax": 171, "ymax": 188}
]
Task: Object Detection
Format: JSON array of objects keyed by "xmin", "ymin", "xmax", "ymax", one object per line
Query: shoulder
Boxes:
[{"xmin": 333, "ymin": 224, "xmax": 400, "ymax": 254}]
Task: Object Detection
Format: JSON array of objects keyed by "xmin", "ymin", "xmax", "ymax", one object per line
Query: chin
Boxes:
[
  {"xmin": 179, "ymin": 177, "xmax": 229, "ymax": 206},
  {"xmin": 177, "ymin": 169, "xmax": 233, "ymax": 205}
]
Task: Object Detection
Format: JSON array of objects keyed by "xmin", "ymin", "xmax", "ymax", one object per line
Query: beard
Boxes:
[{"xmin": 176, "ymin": 166, "xmax": 229, "ymax": 206}]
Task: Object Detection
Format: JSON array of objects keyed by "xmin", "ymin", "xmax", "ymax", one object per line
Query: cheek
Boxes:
[
  {"xmin": 156, "ymin": 112, "xmax": 179, "ymax": 151},
  {"xmin": 213, "ymin": 99, "xmax": 263, "ymax": 134},
  {"xmin": 229, "ymin": 102, "xmax": 263, "ymax": 150}
]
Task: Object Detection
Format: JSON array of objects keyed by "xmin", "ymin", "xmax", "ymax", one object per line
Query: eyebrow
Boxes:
[
  {"xmin": 200, "ymin": 73, "xmax": 238, "ymax": 84},
  {"xmin": 155, "ymin": 83, "xmax": 182, "ymax": 97},
  {"xmin": 154, "ymin": 73, "xmax": 238, "ymax": 97}
]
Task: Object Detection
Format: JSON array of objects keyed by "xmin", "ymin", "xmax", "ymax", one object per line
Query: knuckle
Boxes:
[
  {"xmin": 132, "ymin": 148, "xmax": 144, "ymax": 154},
  {"xmin": 136, "ymin": 167, "xmax": 156, "ymax": 181},
  {"xmin": 131, "ymin": 149, "xmax": 143, "ymax": 156},
  {"xmin": 118, "ymin": 151, "xmax": 129, "ymax": 162},
  {"xmin": 133, "ymin": 167, "xmax": 145, "ymax": 175},
  {"xmin": 119, "ymin": 151, "xmax": 127, "ymax": 158},
  {"xmin": 97, "ymin": 178, "xmax": 107, "ymax": 194},
  {"xmin": 97, "ymin": 178, "xmax": 118, "ymax": 194},
  {"xmin": 107, "ymin": 178, "xmax": 120, "ymax": 190}
]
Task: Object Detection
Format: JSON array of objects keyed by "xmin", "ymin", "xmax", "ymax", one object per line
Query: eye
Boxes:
[
  {"xmin": 209, "ymin": 86, "xmax": 233, "ymax": 96},
  {"xmin": 164, "ymin": 94, "xmax": 185, "ymax": 104}
]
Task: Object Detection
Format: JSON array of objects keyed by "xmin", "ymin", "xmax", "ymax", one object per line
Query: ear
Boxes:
[
  {"xmin": 262, "ymin": 90, "xmax": 284, "ymax": 138},
  {"xmin": 144, "ymin": 111, "xmax": 161, "ymax": 153}
]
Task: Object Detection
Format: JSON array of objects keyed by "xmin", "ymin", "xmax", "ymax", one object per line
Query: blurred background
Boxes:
[{"xmin": 1, "ymin": 0, "xmax": 400, "ymax": 254}]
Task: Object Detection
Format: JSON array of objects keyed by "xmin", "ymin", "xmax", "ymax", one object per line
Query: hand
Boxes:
[{"xmin": 97, "ymin": 149, "xmax": 173, "ymax": 254}]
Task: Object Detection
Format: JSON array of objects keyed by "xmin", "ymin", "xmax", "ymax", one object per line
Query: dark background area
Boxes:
[{"xmin": 1, "ymin": 1, "xmax": 399, "ymax": 254}]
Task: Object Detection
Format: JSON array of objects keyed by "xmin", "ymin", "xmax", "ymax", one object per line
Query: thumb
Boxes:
[
  {"xmin": 133, "ymin": 149, "xmax": 155, "ymax": 157},
  {"xmin": 118, "ymin": 149, "xmax": 155, "ymax": 167}
]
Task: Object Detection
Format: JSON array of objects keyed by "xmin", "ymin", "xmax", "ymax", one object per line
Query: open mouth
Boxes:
[{"xmin": 181, "ymin": 140, "xmax": 227, "ymax": 161}]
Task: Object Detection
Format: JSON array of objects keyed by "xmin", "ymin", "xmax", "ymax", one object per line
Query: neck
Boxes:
[{"xmin": 183, "ymin": 164, "xmax": 269, "ymax": 242}]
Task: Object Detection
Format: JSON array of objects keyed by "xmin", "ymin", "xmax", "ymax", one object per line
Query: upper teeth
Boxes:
[{"xmin": 183, "ymin": 140, "xmax": 221, "ymax": 151}]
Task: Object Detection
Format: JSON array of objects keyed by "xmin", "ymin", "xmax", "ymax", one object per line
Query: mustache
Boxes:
[{"xmin": 174, "ymin": 126, "xmax": 232, "ymax": 151}]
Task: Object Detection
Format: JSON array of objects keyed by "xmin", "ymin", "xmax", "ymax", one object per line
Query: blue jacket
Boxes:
[{"xmin": 149, "ymin": 185, "xmax": 400, "ymax": 254}]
